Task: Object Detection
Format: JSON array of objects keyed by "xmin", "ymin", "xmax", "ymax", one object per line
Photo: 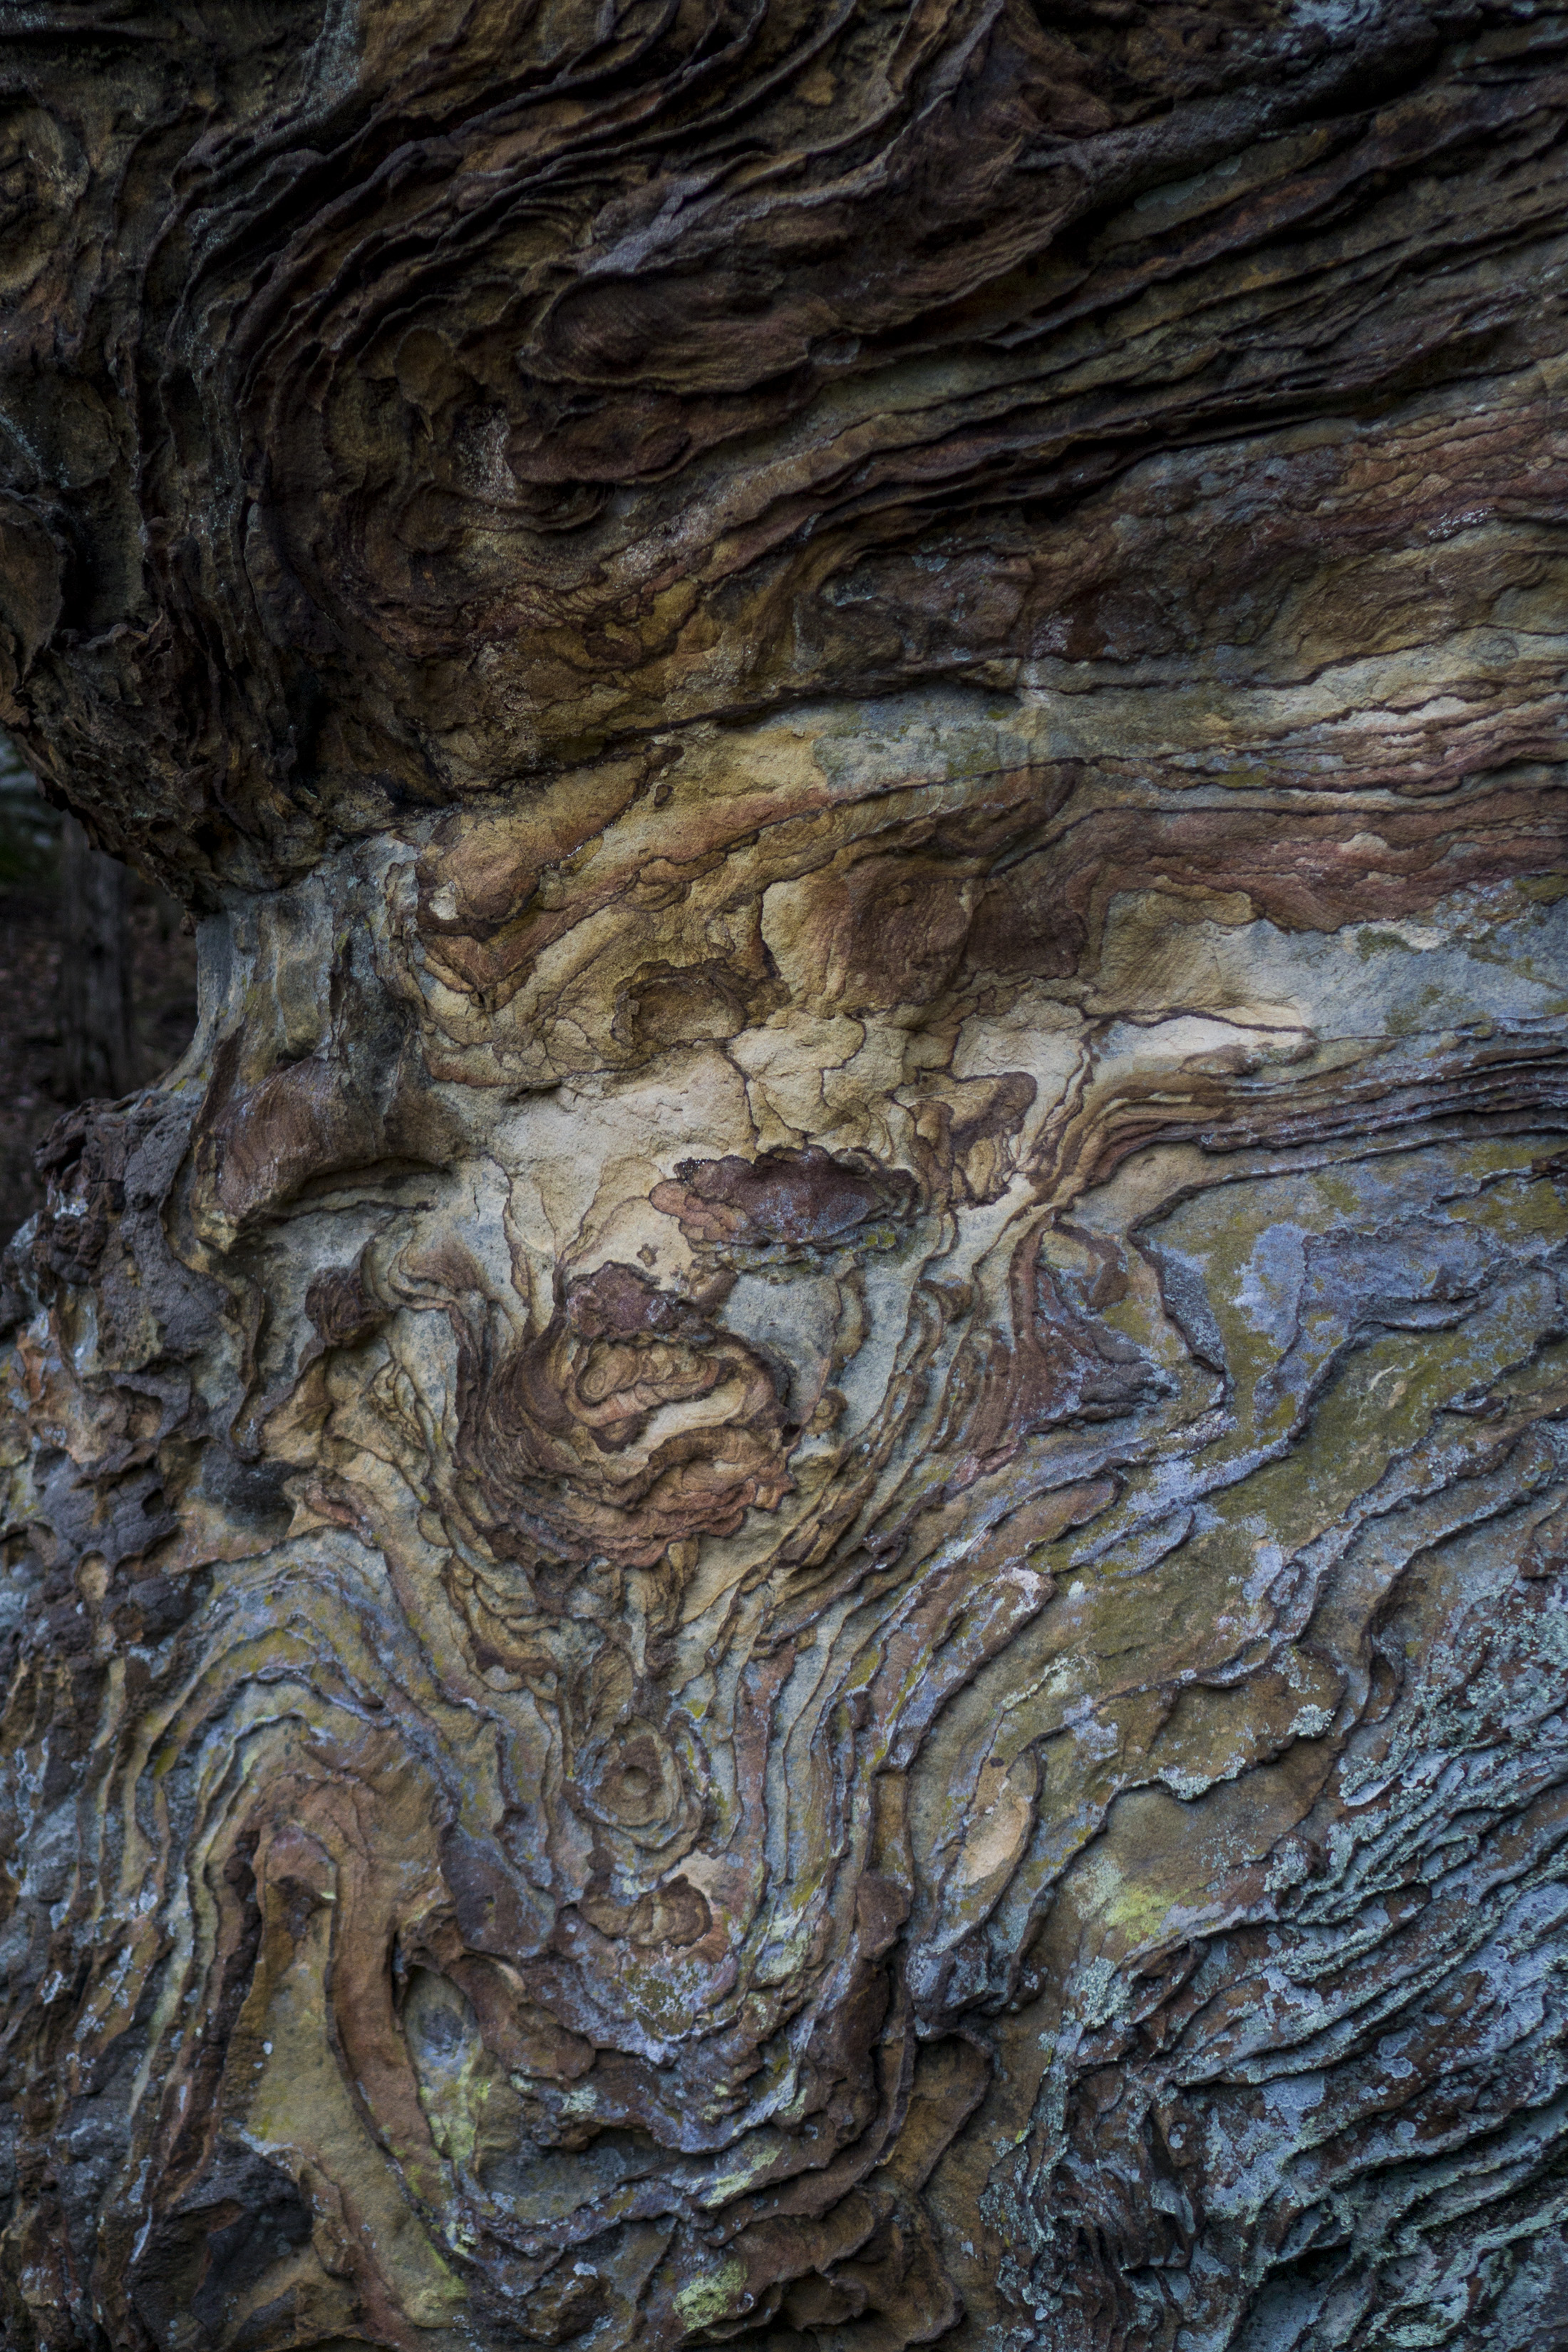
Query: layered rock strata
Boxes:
[{"xmin": 1, "ymin": 5, "xmax": 1567, "ymax": 2349}]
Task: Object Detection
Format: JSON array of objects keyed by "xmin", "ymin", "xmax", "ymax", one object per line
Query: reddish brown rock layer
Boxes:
[{"xmin": 1, "ymin": 7, "xmax": 1567, "ymax": 2352}]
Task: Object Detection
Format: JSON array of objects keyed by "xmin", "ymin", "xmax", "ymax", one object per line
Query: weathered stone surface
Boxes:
[{"xmin": 1, "ymin": 5, "xmax": 1567, "ymax": 2349}]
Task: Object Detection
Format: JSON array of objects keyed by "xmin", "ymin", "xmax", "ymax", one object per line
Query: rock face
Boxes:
[{"xmin": 2, "ymin": 5, "xmax": 1568, "ymax": 2348}]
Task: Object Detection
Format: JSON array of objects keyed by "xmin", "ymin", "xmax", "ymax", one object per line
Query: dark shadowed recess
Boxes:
[{"xmin": 0, "ymin": 743, "xmax": 197, "ymax": 1241}]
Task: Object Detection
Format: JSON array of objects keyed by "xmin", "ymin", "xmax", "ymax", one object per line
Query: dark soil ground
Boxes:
[{"xmin": 0, "ymin": 784, "xmax": 198, "ymax": 1247}]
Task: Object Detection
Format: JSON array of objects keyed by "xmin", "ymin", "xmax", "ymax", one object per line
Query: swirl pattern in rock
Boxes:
[{"xmin": 0, "ymin": 4, "xmax": 1567, "ymax": 2351}]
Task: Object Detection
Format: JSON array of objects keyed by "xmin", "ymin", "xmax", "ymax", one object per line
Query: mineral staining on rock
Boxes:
[
  {"xmin": 1, "ymin": 4, "xmax": 1567, "ymax": 2349},
  {"xmin": 6, "ymin": 698, "xmax": 1567, "ymax": 2352}
]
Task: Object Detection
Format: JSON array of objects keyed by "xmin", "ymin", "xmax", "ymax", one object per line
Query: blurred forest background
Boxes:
[{"xmin": 0, "ymin": 738, "xmax": 197, "ymax": 1244}]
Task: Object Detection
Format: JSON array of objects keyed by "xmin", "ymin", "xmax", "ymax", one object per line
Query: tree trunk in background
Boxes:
[
  {"xmin": 0, "ymin": 9, "xmax": 1567, "ymax": 2352},
  {"xmin": 56, "ymin": 815, "xmax": 133, "ymax": 1105}
]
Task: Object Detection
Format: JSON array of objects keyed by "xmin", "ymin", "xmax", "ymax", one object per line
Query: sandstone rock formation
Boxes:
[{"xmin": 1, "ymin": 4, "xmax": 1567, "ymax": 2348}]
